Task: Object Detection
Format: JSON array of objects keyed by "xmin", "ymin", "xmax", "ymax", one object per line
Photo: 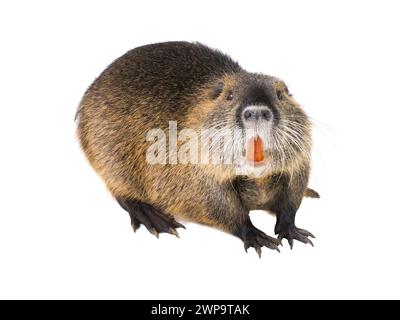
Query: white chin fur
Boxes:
[{"xmin": 235, "ymin": 158, "xmax": 272, "ymax": 177}]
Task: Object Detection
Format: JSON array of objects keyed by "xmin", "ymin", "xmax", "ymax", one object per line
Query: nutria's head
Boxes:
[{"xmin": 197, "ymin": 72, "xmax": 312, "ymax": 177}]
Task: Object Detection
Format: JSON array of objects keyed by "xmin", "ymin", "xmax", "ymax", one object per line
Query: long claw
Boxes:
[
  {"xmin": 255, "ymin": 246, "xmax": 262, "ymax": 258},
  {"xmin": 168, "ymin": 228, "xmax": 180, "ymax": 238},
  {"xmin": 298, "ymin": 228, "xmax": 315, "ymax": 238},
  {"xmin": 174, "ymin": 221, "xmax": 186, "ymax": 229},
  {"xmin": 149, "ymin": 228, "xmax": 159, "ymax": 238},
  {"xmin": 288, "ymin": 238, "xmax": 294, "ymax": 250}
]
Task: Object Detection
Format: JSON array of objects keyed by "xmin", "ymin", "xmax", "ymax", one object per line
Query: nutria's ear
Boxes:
[{"xmin": 210, "ymin": 82, "xmax": 224, "ymax": 99}]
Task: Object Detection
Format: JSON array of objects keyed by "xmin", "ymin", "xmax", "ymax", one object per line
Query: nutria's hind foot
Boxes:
[
  {"xmin": 236, "ymin": 219, "xmax": 281, "ymax": 258},
  {"xmin": 276, "ymin": 226, "xmax": 315, "ymax": 249},
  {"xmin": 116, "ymin": 198, "xmax": 185, "ymax": 238}
]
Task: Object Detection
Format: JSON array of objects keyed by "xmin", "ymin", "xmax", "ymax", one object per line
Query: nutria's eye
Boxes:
[
  {"xmin": 277, "ymin": 90, "xmax": 284, "ymax": 100},
  {"xmin": 227, "ymin": 92, "xmax": 234, "ymax": 100}
]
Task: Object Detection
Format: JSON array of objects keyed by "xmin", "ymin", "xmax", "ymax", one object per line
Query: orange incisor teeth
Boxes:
[{"xmin": 246, "ymin": 136, "xmax": 265, "ymax": 162}]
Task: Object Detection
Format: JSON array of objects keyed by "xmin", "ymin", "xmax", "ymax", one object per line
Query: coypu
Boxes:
[{"xmin": 76, "ymin": 41, "xmax": 319, "ymax": 257}]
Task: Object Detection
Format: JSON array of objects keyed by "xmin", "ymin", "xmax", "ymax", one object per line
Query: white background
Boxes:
[{"xmin": 1, "ymin": 0, "xmax": 399, "ymax": 299}]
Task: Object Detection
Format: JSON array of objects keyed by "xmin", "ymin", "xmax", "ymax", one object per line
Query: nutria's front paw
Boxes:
[
  {"xmin": 238, "ymin": 223, "xmax": 281, "ymax": 257},
  {"xmin": 276, "ymin": 226, "xmax": 315, "ymax": 249}
]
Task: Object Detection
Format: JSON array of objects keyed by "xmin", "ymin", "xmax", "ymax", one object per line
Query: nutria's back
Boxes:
[
  {"xmin": 76, "ymin": 42, "xmax": 244, "ymax": 198},
  {"xmin": 79, "ymin": 41, "xmax": 242, "ymax": 115}
]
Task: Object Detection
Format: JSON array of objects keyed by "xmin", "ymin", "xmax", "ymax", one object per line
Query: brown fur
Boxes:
[{"xmin": 76, "ymin": 41, "xmax": 318, "ymax": 252}]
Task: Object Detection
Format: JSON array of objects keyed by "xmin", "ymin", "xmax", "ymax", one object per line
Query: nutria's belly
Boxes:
[
  {"xmin": 234, "ymin": 176, "xmax": 278, "ymax": 211},
  {"xmin": 240, "ymin": 191, "xmax": 275, "ymax": 211}
]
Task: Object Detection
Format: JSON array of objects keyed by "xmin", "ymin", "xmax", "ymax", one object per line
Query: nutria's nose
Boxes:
[{"xmin": 242, "ymin": 106, "xmax": 272, "ymax": 122}]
